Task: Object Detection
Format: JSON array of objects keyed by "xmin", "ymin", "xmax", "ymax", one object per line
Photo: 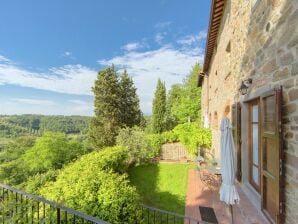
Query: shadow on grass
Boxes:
[{"xmin": 128, "ymin": 163, "xmax": 191, "ymax": 215}]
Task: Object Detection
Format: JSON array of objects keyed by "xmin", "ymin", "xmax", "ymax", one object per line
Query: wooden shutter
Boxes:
[
  {"xmin": 260, "ymin": 87, "xmax": 284, "ymax": 224},
  {"xmin": 232, "ymin": 102, "xmax": 241, "ymax": 182}
]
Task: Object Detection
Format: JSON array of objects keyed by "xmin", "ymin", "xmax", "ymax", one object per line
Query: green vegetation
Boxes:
[
  {"xmin": 40, "ymin": 146, "xmax": 140, "ymax": 224},
  {"xmin": 152, "ymin": 79, "xmax": 167, "ymax": 133},
  {"xmin": 89, "ymin": 66, "xmax": 142, "ymax": 149},
  {"xmin": 167, "ymin": 63, "xmax": 202, "ymax": 125},
  {"xmin": 0, "ymin": 114, "xmax": 91, "ymax": 137},
  {"xmin": 128, "ymin": 163, "xmax": 195, "ymax": 214},
  {"xmin": 0, "ymin": 132, "xmax": 87, "ymax": 186},
  {"xmin": 0, "ymin": 63, "xmax": 210, "ymax": 223}
]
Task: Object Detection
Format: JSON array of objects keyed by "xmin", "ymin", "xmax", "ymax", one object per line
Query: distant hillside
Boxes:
[{"xmin": 0, "ymin": 115, "xmax": 91, "ymax": 137}]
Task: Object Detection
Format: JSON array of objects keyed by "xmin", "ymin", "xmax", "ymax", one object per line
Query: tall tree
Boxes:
[
  {"xmin": 89, "ymin": 66, "xmax": 121, "ymax": 148},
  {"xmin": 170, "ymin": 63, "xmax": 202, "ymax": 123},
  {"xmin": 165, "ymin": 84, "xmax": 183, "ymax": 130},
  {"xmin": 119, "ymin": 70, "xmax": 142, "ymax": 127},
  {"xmin": 152, "ymin": 79, "xmax": 166, "ymax": 133}
]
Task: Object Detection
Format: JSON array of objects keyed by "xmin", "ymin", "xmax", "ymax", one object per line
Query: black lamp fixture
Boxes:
[{"xmin": 239, "ymin": 78, "xmax": 252, "ymax": 95}]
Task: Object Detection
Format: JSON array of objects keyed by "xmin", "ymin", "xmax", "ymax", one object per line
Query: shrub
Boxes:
[
  {"xmin": 22, "ymin": 132, "xmax": 85, "ymax": 174},
  {"xmin": 40, "ymin": 150, "xmax": 140, "ymax": 224},
  {"xmin": 117, "ymin": 127, "xmax": 162, "ymax": 164},
  {"xmin": 23, "ymin": 169, "xmax": 59, "ymax": 194},
  {"xmin": 173, "ymin": 123, "xmax": 212, "ymax": 155},
  {"xmin": 116, "ymin": 127, "xmax": 148, "ymax": 164},
  {"xmin": 144, "ymin": 134, "xmax": 162, "ymax": 159}
]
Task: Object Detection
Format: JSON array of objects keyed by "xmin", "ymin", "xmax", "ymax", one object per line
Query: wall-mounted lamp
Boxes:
[
  {"xmin": 199, "ymin": 72, "xmax": 207, "ymax": 77},
  {"xmin": 239, "ymin": 78, "xmax": 252, "ymax": 95}
]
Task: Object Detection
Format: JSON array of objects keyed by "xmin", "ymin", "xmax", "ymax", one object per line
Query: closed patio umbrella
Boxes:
[
  {"xmin": 219, "ymin": 117, "xmax": 240, "ymax": 223},
  {"xmin": 203, "ymin": 113, "xmax": 209, "ymax": 128}
]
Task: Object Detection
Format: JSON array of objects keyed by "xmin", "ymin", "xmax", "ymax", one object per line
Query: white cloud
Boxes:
[
  {"xmin": 10, "ymin": 98, "xmax": 56, "ymax": 106},
  {"xmin": 61, "ymin": 51, "xmax": 75, "ymax": 60},
  {"xmin": 69, "ymin": 99, "xmax": 88, "ymax": 105},
  {"xmin": 177, "ymin": 31, "xmax": 207, "ymax": 46},
  {"xmin": 154, "ymin": 21, "xmax": 172, "ymax": 29},
  {"xmin": 98, "ymin": 45, "xmax": 204, "ymax": 114},
  {"xmin": 155, "ymin": 32, "xmax": 167, "ymax": 45},
  {"xmin": 122, "ymin": 42, "xmax": 143, "ymax": 51},
  {"xmin": 0, "ymin": 58, "xmax": 97, "ymax": 95}
]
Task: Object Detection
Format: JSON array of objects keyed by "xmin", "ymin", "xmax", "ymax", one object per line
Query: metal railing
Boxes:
[
  {"xmin": 0, "ymin": 183, "xmax": 108, "ymax": 224},
  {"xmin": 140, "ymin": 204, "xmax": 202, "ymax": 224}
]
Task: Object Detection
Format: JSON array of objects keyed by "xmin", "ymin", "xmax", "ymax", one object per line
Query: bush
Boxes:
[
  {"xmin": 74, "ymin": 146, "xmax": 129, "ymax": 174},
  {"xmin": 23, "ymin": 169, "xmax": 59, "ymax": 194},
  {"xmin": 22, "ymin": 132, "xmax": 85, "ymax": 174},
  {"xmin": 117, "ymin": 127, "xmax": 163, "ymax": 164},
  {"xmin": 172, "ymin": 123, "xmax": 212, "ymax": 155},
  {"xmin": 40, "ymin": 149, "xmax": 140, "ymax": 224}
]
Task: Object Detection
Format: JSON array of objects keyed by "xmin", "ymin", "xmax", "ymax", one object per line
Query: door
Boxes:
[
  {"xmin": 232, "ymin": 102, "xmax": 241, "ymax": 182},
  {"xmin": 261, "ymin": 87, "xmax": 284, "ymax": 224}
]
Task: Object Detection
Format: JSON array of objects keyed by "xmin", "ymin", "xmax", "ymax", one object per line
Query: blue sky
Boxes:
[{"xmin": 0, "ymin": 0, "xmax": 211, "ymax": 116}]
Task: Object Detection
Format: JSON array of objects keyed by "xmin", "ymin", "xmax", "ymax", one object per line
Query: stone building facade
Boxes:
[{"xmin": 198, "ymin": 0, "xmax": 298, "ymax": 223}]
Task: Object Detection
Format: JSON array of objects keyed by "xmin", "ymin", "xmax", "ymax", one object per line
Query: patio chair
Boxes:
[{"xmin": 197, "ymin": 161, "xmax": 221, "ymax": 191}]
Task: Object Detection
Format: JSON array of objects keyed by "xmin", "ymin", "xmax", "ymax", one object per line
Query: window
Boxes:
[{"xmin": 248, "ymin": 99, "xmax": 261, "ymax": 192}]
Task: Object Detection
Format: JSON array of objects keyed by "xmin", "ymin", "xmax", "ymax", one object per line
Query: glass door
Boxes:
[{"xmin": 249, "ymin": 100, "xmax": 261, "ymax": 192}]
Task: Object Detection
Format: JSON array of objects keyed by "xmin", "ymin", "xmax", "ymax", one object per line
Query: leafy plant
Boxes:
[{"xmin": 40, "ymin": 146, "xmax": 140, "ymax": 224}]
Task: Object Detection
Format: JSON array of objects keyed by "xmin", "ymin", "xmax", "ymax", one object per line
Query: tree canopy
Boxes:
[
  {"xmin": 89, "ymin": 66, "xmax": 142, "ymax": 149},
  {"xmin": 151, "ymin": 79, "xmax": 167, "ymax": 133}
]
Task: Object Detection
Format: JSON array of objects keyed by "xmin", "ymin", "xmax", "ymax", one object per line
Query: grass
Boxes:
[{"xmin": 128, "ymin": 163, "xmax": 195, "ymax": 215}]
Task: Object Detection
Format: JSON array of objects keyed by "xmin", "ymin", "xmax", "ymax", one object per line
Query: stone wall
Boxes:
[
  {"xmin": 201, "ymin": 0, "xmax": 298, "ymax": 223},
  {"xmin": 160, "ymin": 142, "xmax": 192, "ymax": 161}
]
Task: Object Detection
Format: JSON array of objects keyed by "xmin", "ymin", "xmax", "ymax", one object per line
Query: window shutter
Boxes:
[
  {"xmin": 232, "ymin": 102, "xmax": 241, "ymax": 182},
  {"xmin": 260, "ymin": 87, "xmax": 284, "ymax": 224}
]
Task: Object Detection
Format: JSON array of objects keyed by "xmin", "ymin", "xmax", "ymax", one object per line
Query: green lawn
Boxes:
[{"xmin": 128, "ymin": 163, "xmax": 195, "ymax": 215}]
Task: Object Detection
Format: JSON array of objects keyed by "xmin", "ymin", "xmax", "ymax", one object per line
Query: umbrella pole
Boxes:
[{"xmin": 230, "ymin": 204, "xmax": 234, "ymax": 224}]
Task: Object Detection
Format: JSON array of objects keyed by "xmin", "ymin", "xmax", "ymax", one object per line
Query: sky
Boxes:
[{"xmin": 0, "ymin": 0, "xmax": 211, "ymax": 116}]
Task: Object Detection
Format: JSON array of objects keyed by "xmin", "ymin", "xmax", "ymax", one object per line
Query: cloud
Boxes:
[
  {"xmin": 69, "ymin": 99, "xmax": 88, "ymax": 105},
  {"xmin": 122, "ymin": 42, "xmax": 143, "ymax": 51},
  {"xmin": 0, "ymin": 57, "xmax": 97, "ymax": 95},
  {"xmin": 10, "ymin": 98, "xmax": 56, "ymax": 106},
  {"xmin": 154, "ymin": 21, "xmax": 172, "ymax": 29},
  {"xmin": 61, "ymin": 51, "xmax": 75, "ymax": 60},
  {"xmin": 177, "ymin": 31, "xmax": 207, "ymax": 46},
  {"xmin": 98, "ymin": 45, "xmax": 204, "ymax": 114},
  {"xmin": 155, "ymin": 32, "xmax": 167, "ymax": 45}
]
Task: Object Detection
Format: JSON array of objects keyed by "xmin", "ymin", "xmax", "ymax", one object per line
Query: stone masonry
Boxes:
[{"xmin": 200, "ymin": 0, "xmax": 298, "ymax": 223}]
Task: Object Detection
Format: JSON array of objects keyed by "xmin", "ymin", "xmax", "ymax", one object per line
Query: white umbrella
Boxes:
[
  {"xmin": 219, "ymin": 117, "xmax": 240, "ymax": 223},
  {"xmin": 203, "ymin": 113, "xmax": 209, "ymax": 128}
]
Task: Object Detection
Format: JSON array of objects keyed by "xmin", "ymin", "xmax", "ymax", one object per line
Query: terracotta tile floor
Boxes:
[{"xmin": 185, "ymin": 169, "xmax": 270, "ymax": 224}]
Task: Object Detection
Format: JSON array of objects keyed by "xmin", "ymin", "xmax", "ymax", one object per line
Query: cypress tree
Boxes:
[
  {"xmin": 152, "ymin": 79, "xmax": 166, "ymax": 133},
  {"xmin": 119, "ymin": 70, "xmax": 142, "ymax": 128},
  {"xmin": 89, "ymin": 65, "xmax": 121, "ymax": 148}
]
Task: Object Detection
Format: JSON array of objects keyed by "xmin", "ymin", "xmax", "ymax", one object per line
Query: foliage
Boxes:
[
  {"xmin": 152, "ymin": 79, "xmax": 167, "ymax": 133},
  {"xmin": 167, "ymin": 63, "xmax": 202, "ymax": 124},
  {"xmin": 117, "ymin": 127, "xmax": 163, "ymax": 164},
  {"xmin": 172, "ymin": 123, "xmax": 212, "ymax": 155},
  {"xmin": 22, "ymin": 132, "xmax": 85, "ymax": 174},
  {"xmin": 23, "ymin": 169, "xmax": 59, "ymax": 194},
  {"xmin": 0, "ymin": 136, "xmax": 36, "ymax": 185},
  {"xmin": 40, "ymin": 146, "xmax": 140, "ymax": 224},
  {"xmin": 0, "ymin": 115, "xmax": 91, "ymax": 137},
  {"xmin": 119, "ymin": 70, "xmax": 142, "ymax": 128},
  {"xmin": 70, "ymin": 146, "xmax": 129, "ymax": 174},
  {"xmin": 89, "ymin": 66, "xmax": 121, "ymax": 148},
  {"xmin": 128, "ymin": 163, "xmax": 195, "ymax": 214},
  {"xmin": 116, "ymin": 127, "xmax": 148, "ymax": 164},
  {"xmin": 89, "ymin": 66, "xmax": 142, "ymax": 149}
]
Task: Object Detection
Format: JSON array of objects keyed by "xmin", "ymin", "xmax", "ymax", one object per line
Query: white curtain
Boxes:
[{"xmin": 219, "ymin": 117, "xmax": 240, "ymax": 205}]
